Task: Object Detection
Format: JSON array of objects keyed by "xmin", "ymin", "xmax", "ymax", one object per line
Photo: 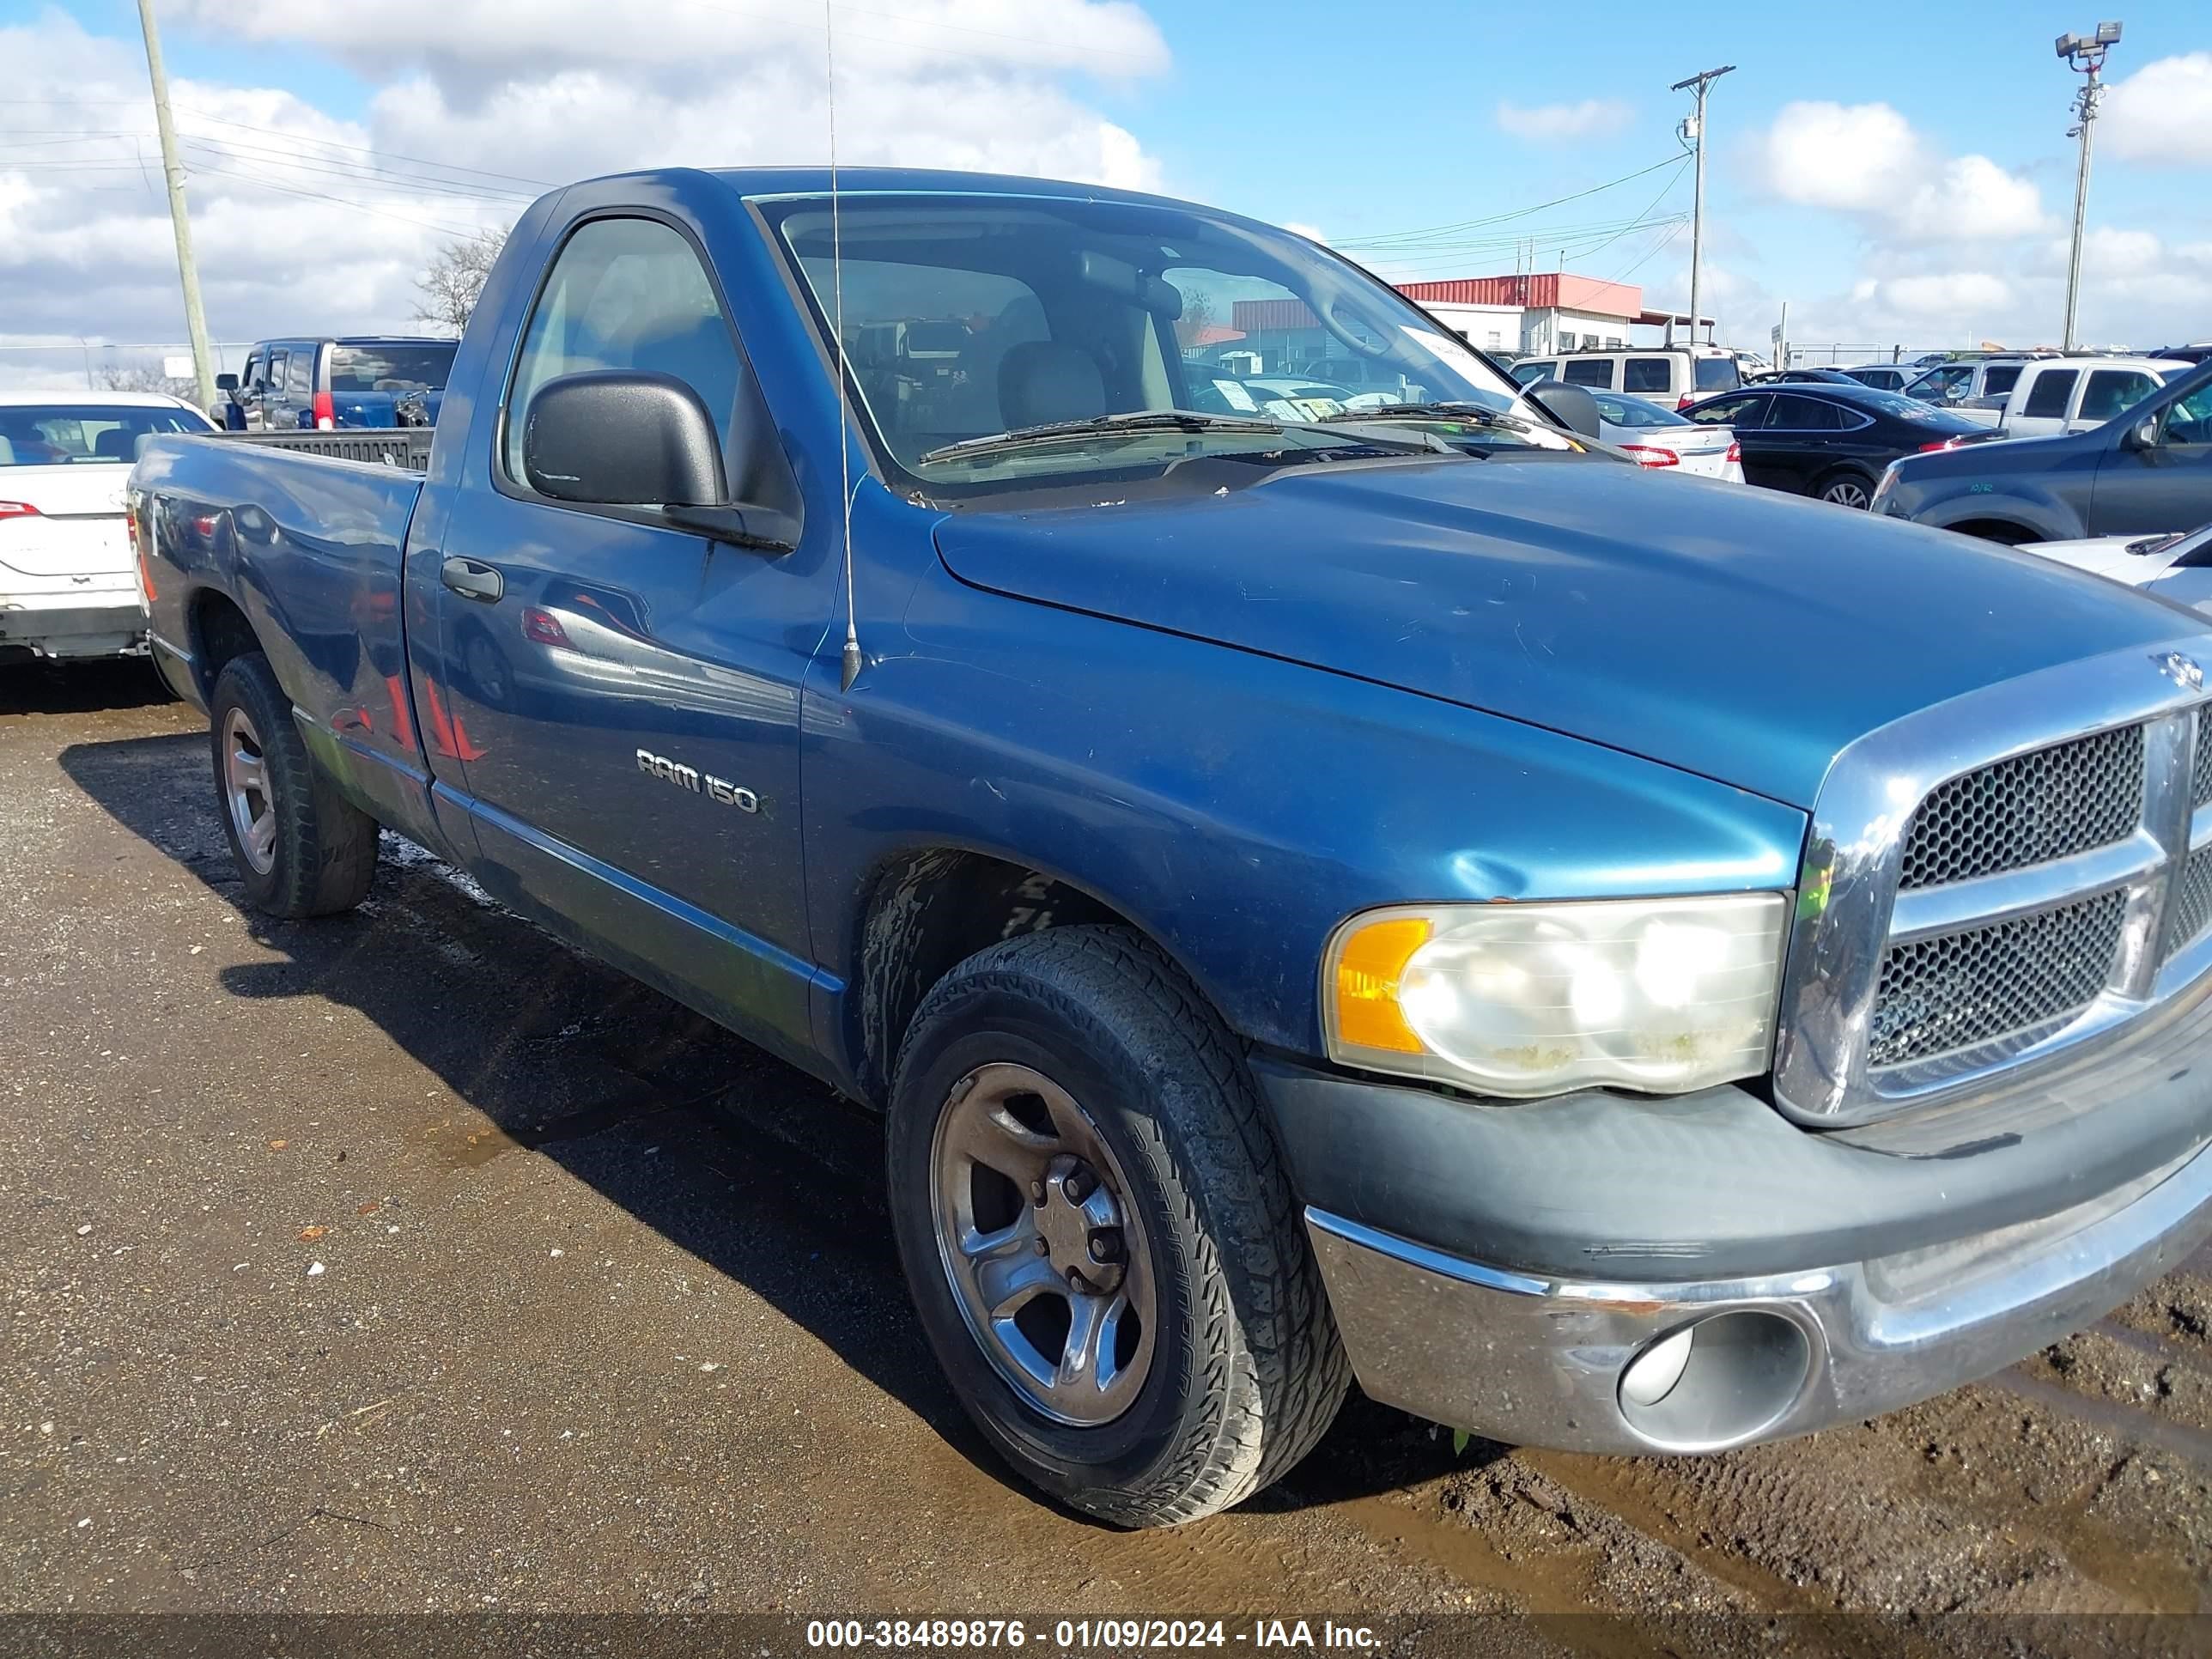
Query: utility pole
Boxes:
[
  {"xmin": 2057, "ymin": 21, "xmax": 2122, "ymax": 350},
  {"xmin": 1671, "ymin": 64, "xmax": 1735, "ymax": 349},
  {"xmin": 135, "ymin": 0, "xmax": 217, "ymax": 410}
]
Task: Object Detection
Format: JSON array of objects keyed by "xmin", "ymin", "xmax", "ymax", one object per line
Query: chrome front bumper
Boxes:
[{"xmin": 1306, "ymin": 1137, "xmax": 2212, "ymax": 1455}]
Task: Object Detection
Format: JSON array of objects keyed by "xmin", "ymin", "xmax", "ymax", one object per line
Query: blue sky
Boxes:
[{"xmin": 2, "ymin": 0, "xmax": 2207, "ymax": 369}]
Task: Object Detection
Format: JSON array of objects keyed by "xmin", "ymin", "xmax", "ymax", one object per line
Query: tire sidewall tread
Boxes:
[
  {"xmin": 209, "ymin": 653, "xmax": 378, "ymax": 918},
  {"xmin": 887, "ymin": 925, "xmax": 1347, "ymax": 1528}
]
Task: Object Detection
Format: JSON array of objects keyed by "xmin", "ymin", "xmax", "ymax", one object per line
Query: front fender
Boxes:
[
  {"xmin": 802, "ymin": 557, "xmax": 1811, "ymax": 1090},
  {"xmin": 1911, "ymin": 485, "xmax": 2080, "ymax": 541}
]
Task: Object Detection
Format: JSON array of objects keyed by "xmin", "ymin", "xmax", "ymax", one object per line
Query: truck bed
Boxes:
[{"xmin": 132, "ymin": 433, "xmax": 434, "ymax": 836}]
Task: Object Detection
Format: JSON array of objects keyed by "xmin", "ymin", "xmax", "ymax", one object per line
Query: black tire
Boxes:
[
  {"xmin": 1814, "ymin": 466, "xmax": 1877, "ymax": 509},
  {"xmin": 887, "ymin": 925, "xmax": 1348, "ymax": 1528},
  {"xmin": 209, "ymin": 653, "xmax": 378, "ymax": 917}
]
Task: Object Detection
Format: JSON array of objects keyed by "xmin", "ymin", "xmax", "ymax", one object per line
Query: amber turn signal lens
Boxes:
[{"xmin": 1331, "ymin": 916, "xmax": 1432, "ymax": 1054}]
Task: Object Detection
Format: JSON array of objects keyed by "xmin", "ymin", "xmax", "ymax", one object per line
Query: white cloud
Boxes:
[
  {"xmin": 1755, "ymin": 100, "xmax": 2045, "ymax": 243},
  {"xmin": 0, "ymin": 3, "xmax": 1170, "ymax": 388},
  {"xmin": 1495, "ymin": 99, "xmax": 1632, "ymax": 142},
  {"xmin": 2104, "ymin": 52, "xmax": 2212, "ymax": 167}
]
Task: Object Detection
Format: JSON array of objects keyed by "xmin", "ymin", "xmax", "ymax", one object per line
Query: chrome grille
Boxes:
[
  {"xmin": 1869, "ymin": 890, "xmax": 2127, "ymax": 1069},
  {"xmin": 1898, "ymin": 725, "xmax": 2143, "ymax": 890},
  {"xmin": 2167, "ymin": 847, "xmax": 2212, "ymax": 963},
  {"xmin": 1772, "ymin": 638, "xmax": 2212, "ymax": 1128}
]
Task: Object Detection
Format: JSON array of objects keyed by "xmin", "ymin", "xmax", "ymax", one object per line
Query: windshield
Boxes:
[
  {"xmin": 329, "ymin": 343, "xmax": 456, "ymax": 395},
  {"xmin": 0, "ymin": 403, "xmax": 210, "ymax": 465},
  {"xmin": 764, "ymin": 192, "xmax": 1568, "ymax": 487}
]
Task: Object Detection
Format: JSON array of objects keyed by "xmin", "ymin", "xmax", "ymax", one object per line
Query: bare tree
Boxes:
[
  {"xmin": 98, "ymin": 364, "xmax": 198, "ymax": 399},
  {"xmin": 413, "ymin": 228, "xmax": 508, "ymax": 334},
  {"xmin": 1174, "ymin": 290, "xmax": 1217, "ymax": 350}
]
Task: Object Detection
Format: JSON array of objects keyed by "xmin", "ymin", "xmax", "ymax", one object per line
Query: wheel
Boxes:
[
  {"xmin": 886, "ymin": 926, "xmax": 1349, "ymax": 1528},
  {"xmin": 1815, "ymin": 469, "xmax": 1876, "ymax": 509},
  {"xmin": 209, "ymin": 653, "xmax": 379, "ymax": 917}
]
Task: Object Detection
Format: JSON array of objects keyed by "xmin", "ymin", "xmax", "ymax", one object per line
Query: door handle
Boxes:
[{"xmin": 441, "ymin": 556, "xmax": 503, "ymax": 603}]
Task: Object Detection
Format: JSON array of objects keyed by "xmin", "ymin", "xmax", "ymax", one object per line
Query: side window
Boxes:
[
  {"xmin": 505, "ymin": 216, "xmax": 743, "ymax": 488},
  {"xmin": 264, "ymin": 349, "xmax": 289, "ymax": 392},
  {"xmin": 1509, "ymin": 360, "xmax": 1553, "ymax": 386},
  {"xmin": 2080, "ymin": 370, "xmax": 2156, "ymax": 423},
  {"xmin": 2021, "ymin": 369, "xmax": 2077, "ymax": 420},
  {"xmin": 240, "ymin": 352, "xmax": 263, "ymax": 392},
  {"xmin": 1561, "ymin": 358, "xmax": 1613, "ymax": 387},
  {"xmin": 1622, "ymin": 357, "xmax": 1672, "ymax": 393},
  {"xmin": 287, "ymin": 349, "xmax": 315, "ymax": 396},
  {"xmin": 2164, "ymin": 382, "xmax": 2212, "ymax": 446},
  {"xmin": 1982, "ymin": 365, "xmax": 2022, "ymax": 398},
  {"xmin": 1687, "ymin": 394, "xmax": 1762, "ymax": 427},
  {"xmin": 1765, "ymin": 394, "xmax": 1842, "ymax": 431}
]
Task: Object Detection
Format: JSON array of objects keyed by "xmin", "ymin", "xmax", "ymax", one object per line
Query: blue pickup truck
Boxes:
[{"xmin": 131, "ymin": 167, "xmax": 2212, "ymax": 1528}]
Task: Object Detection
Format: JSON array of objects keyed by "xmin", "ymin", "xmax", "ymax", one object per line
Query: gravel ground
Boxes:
[{"xmin": 3, "ymin": 659, "xmax": 2209, "ymax": 1644}]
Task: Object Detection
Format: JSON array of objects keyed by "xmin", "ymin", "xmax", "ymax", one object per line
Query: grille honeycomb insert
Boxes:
[
  {"xmin": 1869, "ymin": 889, "xmax": 2127, "ymax": 1069},
  {"xmin": 1898, "ymin": 726, "xmax": 2143, "ymax": 890},
  {"xmin": 2166, "ymin": 847, "xmax": 2212, "ymax": 963}
]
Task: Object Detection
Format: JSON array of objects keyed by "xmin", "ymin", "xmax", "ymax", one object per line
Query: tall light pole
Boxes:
[
  {"xmin": 1671, "ymin": 64, "xmax": 1734, "ymax": 349},
  {"xmin": 2057, "ymin": 21, "xmax": 2122, "ymax": 351},
  {"xmin": 134, "ymin": 0, "xmax": 217, "ymax": 410}
]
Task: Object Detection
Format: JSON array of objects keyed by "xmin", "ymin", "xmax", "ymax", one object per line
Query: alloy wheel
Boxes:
[
  {"xmin": 928, "ymin": 1061, "xmax": 1156, "ymax": 1426},
  {"xmin": 222, "ymin": 705, "xmax": 276, "ymax": 876}
]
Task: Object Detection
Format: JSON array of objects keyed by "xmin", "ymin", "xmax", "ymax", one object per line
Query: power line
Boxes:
[
  {"xmin": 178, "ymin": 136, "xmax": 532, "ymax": 204},
  {"xmin": 1333, "ymin": 156, "xmax": 1686, "ymax": 250},
  {"xmin": 182, "ymin": 160, "xmax": 486, "ymax": 237}
]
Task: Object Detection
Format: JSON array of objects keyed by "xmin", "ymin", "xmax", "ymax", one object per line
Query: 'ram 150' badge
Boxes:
[
  {"xmin": 636, "ymin": 748, "xmax": 759, "ymax": 813},
  {"xmin": 2154, "ymin": 651, "xmax": 2205, "ymax": 693}
]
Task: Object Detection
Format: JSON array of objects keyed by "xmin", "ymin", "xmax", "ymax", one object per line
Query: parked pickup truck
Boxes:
[
  {"xmin": 1875, "ymin": 361, "xmax": 2212, "ymax": 544},
  {"xmin": 1945, "ymin": 355, "xmax": 2195, "ymax": 440},
  {"xmin": 131, "ymin": 166, "xmax": 2212, "ymax": 1528}
]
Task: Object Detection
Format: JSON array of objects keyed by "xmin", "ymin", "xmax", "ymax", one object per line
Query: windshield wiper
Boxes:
[
  {"xmin": 919, "ymin": 410, "xmax": 1284, "ymax": 465},
  {"xmin": 1327, "ymin": 401, "xmax": 1533, "ymax": 431}
]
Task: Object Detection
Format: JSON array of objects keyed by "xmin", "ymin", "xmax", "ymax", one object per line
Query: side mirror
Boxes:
[
  {"xmin": 523, "ymin": 370, "xmax": 726, "ymax": 507},
  {"xmin": 1522, "ymin": 379, "xmax": 1603, "ymax": 439},
  {"xmin": 215, "ymin": 372, "xmax": 240, "ymax": 392},
  {"xmin": 2125, "ymin": 415, "xmax": 2162, "ymax": 452}
]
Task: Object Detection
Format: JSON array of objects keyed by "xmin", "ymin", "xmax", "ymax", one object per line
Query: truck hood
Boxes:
[{"xmin": 931, "ymin": 456, "xmax": 2201, "ymax": 808}]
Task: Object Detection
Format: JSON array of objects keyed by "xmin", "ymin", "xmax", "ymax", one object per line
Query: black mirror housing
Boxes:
[
  {"xmin": 522, "ymin": 370, "xmax": 726, "ymax": 507},
  {"xmin": 1523, "ymin": 379, "xmax": 1604, "ymax": 439},
  {"xmin": 215, "ymin": 372, "xmax": 240, "ymax": 392}
]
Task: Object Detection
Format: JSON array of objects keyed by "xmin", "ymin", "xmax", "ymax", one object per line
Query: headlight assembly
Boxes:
[{"xmin": 1322, "ymin": 894, "xmax": 1790, "ymax": 1097}]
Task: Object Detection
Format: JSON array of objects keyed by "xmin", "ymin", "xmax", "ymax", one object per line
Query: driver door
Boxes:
[
  {"xmin": 423, "ymin": 211, "xmax": 821, "ymax": 1053},
  {"xmin": 2093, "ymin": 378, "xmax": 2212, "ymax": 536}
]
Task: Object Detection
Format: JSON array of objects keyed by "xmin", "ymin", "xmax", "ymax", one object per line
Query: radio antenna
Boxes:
[{"xmin": 826, "ymin": 2, "xmax": 861, "ymax": 693}]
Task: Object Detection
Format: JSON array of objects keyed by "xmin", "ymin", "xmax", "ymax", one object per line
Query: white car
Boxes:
[
  {"xmin": 0, "ymin": 392, "xmax": 214, "ymax": 662},
  {"xmin": 1589, "ymin": 391, "xmax": 1743, "ymax": 481},
  {"xmin": 2021, "ymin": 521, "xmax": 2212, "ymax": 616}
]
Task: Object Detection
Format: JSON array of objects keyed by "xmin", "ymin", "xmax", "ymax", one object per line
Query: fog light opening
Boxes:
[{"xmin": 1616, "ymin": 1310, "xmax": 1811, "ymax": 1451}]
